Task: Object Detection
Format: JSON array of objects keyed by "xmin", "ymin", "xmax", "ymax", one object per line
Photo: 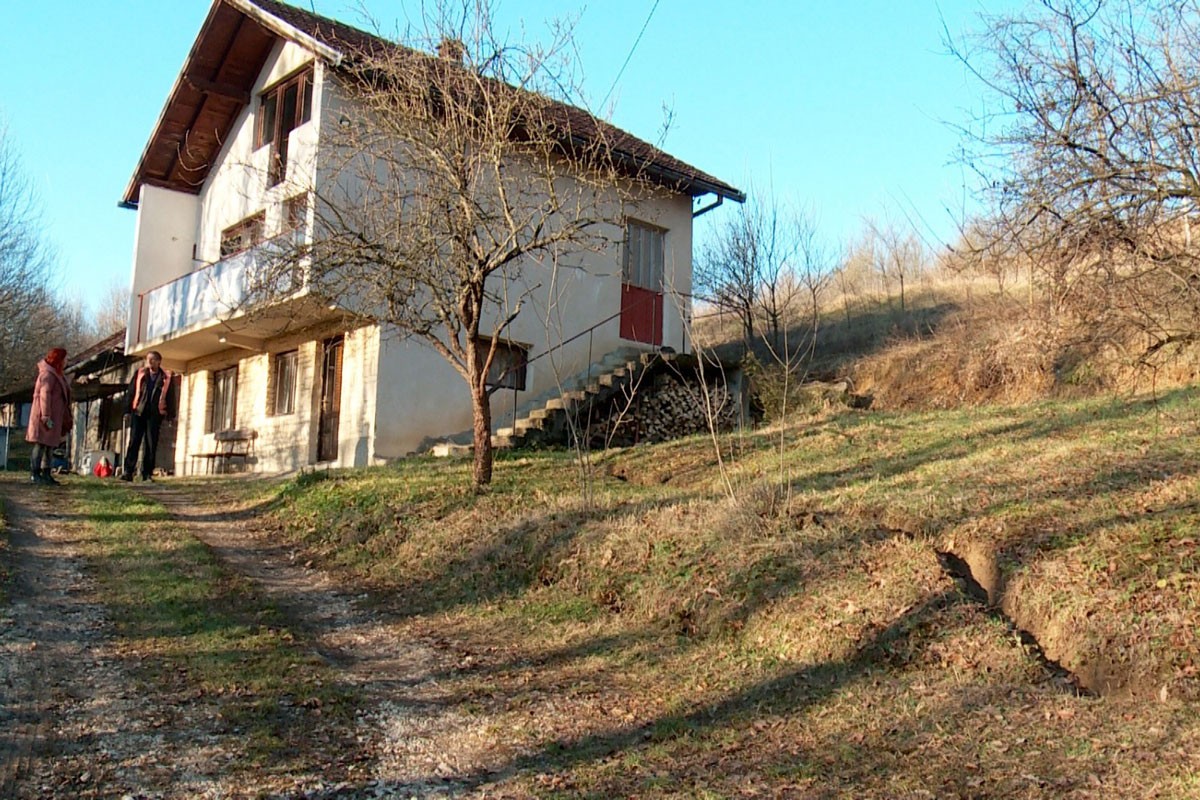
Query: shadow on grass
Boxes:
[
  {"xmin": 383, "ymin": 588, "xmax": 963, "ymax": 796},
  {"xmin": 790, "ymin": 387, "xmax": 1195, "ymax": 500}
]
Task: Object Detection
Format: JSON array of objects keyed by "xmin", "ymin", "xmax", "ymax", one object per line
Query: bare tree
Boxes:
[
  {"xmin": 0, "ymin": 122, "xmax": 78, "ymax": 393},
  {"xmin": 951, "ymin": 0, "xmax": 1200, "ymax": 358},
  {"xmin": 793, "ymin": 210, "xmax": 835, "ymax": 342},
  {"xmin": 262, "ymin": 2, "xmax": 644, "ymax": 488},
  {"xmin": 867, "ymin": 217, "xmax": 927, "ymax": 313},
  {"xmin": 694, "ymin": 188, "xmax": 802, "ymax": 351},
  {"xmin": 87, "ymin": 277, "xmax": 131, "ymax": 340}
]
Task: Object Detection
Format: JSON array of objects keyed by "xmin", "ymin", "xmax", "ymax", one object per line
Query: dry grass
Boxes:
[
  {"xmin": 195, "ymin": 383, "xmax": 1200, "ymax": 797},
  {"xmin": 695, "ymin": 267, "xmax": 1200, "ymax": 416}
]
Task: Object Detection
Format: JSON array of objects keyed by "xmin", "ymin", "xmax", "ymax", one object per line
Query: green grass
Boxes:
[
  {"xmin": 30, "ymin": 386, "xmax": 1194, "ymax": 796},
  {"xmin": 70, "ymin": 482, "xmax": 355, "ymax": 765}
]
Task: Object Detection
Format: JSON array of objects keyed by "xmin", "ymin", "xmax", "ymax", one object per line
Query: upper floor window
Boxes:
[
  {"xmin": 220, "ymin": 212, "xmax": 265, "ymax": 259},
  {"xmin": 257, "ymin": 66, "xmax": 314, "ymax": 186},
  {"xmin": 623, "ymin": 219, "xmax": 665, "ymax": 291}
]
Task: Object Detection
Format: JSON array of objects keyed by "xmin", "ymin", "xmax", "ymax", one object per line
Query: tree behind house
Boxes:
[{"xmin": 0, "ymin": 122, "xmax": 87, "ymax": 393}]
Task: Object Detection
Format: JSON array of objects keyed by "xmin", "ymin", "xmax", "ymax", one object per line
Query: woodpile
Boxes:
[{"xmin": 585, "ymin": 370, "xmax": 739, "ymax": 448}]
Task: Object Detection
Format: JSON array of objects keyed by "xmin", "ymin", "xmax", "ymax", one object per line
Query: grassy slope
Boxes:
[{"xmin": 218, "ymin": 387, "xmax": 1200, "ymax": 797}]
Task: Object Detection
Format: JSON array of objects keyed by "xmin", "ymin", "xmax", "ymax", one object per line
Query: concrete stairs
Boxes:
[{"xmin": 491, "ymin": 346, "xmax": 665, "ymax": 449}]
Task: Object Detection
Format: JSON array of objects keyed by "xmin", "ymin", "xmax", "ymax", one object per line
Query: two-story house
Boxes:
[{"xmin": 121, "ymin": 0, "xmax": 743, "ymax": 474}]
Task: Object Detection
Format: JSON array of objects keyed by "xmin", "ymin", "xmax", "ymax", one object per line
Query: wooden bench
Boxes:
[{"xmin": 190, "ymin": 428, "xmax": 257, "ymax": 475}]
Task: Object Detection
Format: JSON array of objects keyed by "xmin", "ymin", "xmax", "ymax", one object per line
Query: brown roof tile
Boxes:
[{"xmin": 260, "ymin": 0, "xmax": 742, "ymax": 200}]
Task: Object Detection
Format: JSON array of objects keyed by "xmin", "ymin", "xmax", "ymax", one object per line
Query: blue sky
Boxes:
[{"xmin": 1, "ymin": 0, "xmax": 995, "ymax": 317}]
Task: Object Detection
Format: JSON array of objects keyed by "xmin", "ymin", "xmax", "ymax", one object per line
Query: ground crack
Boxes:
[{"xmin": 934, "ymin": 547, "xmax": 1091, "ymax": 697}]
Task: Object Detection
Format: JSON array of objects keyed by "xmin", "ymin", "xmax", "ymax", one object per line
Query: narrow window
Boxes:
[
  {"xmin": 220, "ymin": 212, "xmax": 265, "ymax": 258},
  {"xmin": 271, "ymin": 350, "xmax": 299, "ymax": 416},
  {"xmin": 476, "ymin": 338, "xmax": 528, "ymax": 391},
  {"xmin": 208, "ymin": 366, "xmax": 238, "ymax": 433},
  {"xmin": 257, "ymin": 66, "xmax": 314, "ymax": 186},
  {"xmin": 622, "ymin": 219, "xmax": 666, "ymax": 291}
]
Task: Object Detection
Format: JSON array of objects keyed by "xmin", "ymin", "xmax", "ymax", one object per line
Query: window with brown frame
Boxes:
[
  {"xmin": 269, "ymin": 350, "xmax": 299, "ymax": 416},
  {"xmin": 208, "ymin": 366, "xmax": 238, "ymax": 433},
  {"xmin": 219, "ymin": 212, "xmax": 265, "ymax": 259},
  {"xmin": 475, "ymin": 338, "xmax": 528, "ymax": 391},
  {"xmin": 257, "ymin": 66, "xmax": 314, "ymax": 186}
]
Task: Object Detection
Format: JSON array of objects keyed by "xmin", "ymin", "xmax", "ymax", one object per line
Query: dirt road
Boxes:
[{"xmin": 0, "ymin": 481, "xmax": 507, "ymax": 799}]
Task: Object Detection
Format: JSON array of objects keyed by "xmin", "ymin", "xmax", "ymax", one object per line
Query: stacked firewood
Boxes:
[{"xmin": 586, "ymin": 371, "xmax": 739, "ymax": 448}]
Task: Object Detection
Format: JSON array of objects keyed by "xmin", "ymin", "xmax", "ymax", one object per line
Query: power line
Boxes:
[{"xmin": 599, "ymin": 0, "xmax": 661, "ymax": 111}]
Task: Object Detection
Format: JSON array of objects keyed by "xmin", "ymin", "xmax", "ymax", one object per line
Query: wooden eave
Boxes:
[{"xmin": 120, "ymin": 0, "xmax": 342, "ymax": 208}]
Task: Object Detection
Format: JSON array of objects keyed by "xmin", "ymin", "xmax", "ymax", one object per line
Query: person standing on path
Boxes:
[
  {"xmin": 121, "ymin": 351, "xmax": 173, "ymax": 482},
  {"xmin": 25, "ymin": 348, "xmax": 72, "ymax": 486}
]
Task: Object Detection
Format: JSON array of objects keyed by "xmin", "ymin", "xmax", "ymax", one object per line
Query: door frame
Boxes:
[{"xmin": 316, "ymin": 335, "xmax": 344, "ymax": 463}]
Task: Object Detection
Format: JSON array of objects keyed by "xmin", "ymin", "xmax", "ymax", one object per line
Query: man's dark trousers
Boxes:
[{"xmin": 123, "ymin": 411, "xmax": 162, "ymax": 480}]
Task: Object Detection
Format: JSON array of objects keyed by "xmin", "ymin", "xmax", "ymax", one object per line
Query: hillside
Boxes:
[{"xmin": 207, "ymin": 384, "xmax": 1200, "ymax": 797}]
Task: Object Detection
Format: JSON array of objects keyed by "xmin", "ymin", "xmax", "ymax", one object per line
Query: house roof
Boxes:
[
  {"xmin": 0, "ymin": 331, "xmax": 129, "ymax": 407},
  {"xmin": 67, "ymin": 330, "xmax": 129, "ymax": 377},
  {"xmin": 121, "ymin": 0, "xmax": 744, "ymax": 208}
]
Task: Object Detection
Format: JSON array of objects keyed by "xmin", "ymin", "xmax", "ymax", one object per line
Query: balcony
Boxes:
[{"xmin": 132, "ymin": 237, "xmax": 337, "ymax": 363}]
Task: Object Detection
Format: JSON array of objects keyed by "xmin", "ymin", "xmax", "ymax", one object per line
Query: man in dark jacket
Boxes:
[{"xmin": 121, "ymin": 351, "xmax": 173, "ymax": 482}]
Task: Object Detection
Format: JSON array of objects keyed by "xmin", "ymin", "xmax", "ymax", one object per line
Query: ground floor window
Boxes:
[
  {"xmin": 270, "ymin": 350, "xmax": 299, "ymax": 416},
  {"xmin": 476, "ymin": 338, "xmax": 529, "ymax": 391},
  {"xmin": 208, "ymin": 366, "xmax": 238, "ymax": 432}
]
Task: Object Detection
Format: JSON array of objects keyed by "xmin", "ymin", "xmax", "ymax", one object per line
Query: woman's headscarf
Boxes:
[{"xmin": 44, "ymin": 348, "xmax": 67, "ymax": 373}]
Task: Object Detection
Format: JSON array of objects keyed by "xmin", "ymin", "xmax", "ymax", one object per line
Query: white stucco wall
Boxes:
[
  {"xmin": 128, "ymin": 41, "xmax": 324, "ymax": 359},
  {"xmin": 366, "ymin": 185, "xmax": 694, "ymax": 459},
  {"xmin": 196, "ymin": 40, "xmax": 322, "ymax": 262},
  {"xmin": 126, "ymin": 184, "xmax": 200, "ymax": 350},
  {"xmin": 175, "ymin": 321, "xmax": 377, "ymax": 474},
  {"xmin": 314, "ymin": 71, "xmax": 697, "ymax": 458}
]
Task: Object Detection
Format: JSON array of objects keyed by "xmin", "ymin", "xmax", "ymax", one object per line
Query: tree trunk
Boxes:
[{"xmin": 471, "ymin": 380, "xmax": 493, "ymax": 488}]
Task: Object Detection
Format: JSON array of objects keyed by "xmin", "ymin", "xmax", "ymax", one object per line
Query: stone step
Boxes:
[
  {"xmin": 514, "ymin": 417, "xmax": 543, "ymax": 434},
  {"xmin": 430, "ymin": 442, "xmax": 472, "ymax": 458}
]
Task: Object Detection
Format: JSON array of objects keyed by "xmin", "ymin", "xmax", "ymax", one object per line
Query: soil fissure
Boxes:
[{"xmin": 934, "ymin": 547, "xmax": 1092, "ymax": 696}]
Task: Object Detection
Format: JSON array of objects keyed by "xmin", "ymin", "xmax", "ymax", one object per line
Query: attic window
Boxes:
[{"xmin": 257, "ymin": 66, "xmax": 314, "ymax": 186}]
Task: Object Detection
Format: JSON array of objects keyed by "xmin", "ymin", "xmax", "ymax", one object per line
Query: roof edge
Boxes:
[
  {"xmin": 226, "ymin": 0, "xmax": 344, "ymax": 66},
  {"xmin": 121, "ymin": 0, "xmax": 344, "ymax": 207}
]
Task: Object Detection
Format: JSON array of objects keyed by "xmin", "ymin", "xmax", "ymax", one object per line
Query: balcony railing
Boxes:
[{"xmin": 137, "ymin": 236, "xmax": 304, "ymax": 345}]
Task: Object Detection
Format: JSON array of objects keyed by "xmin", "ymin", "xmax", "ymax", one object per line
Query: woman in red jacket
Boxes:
[{"xmin": 25, "ymin": 347, "xmax": 71, "ymax": 486}]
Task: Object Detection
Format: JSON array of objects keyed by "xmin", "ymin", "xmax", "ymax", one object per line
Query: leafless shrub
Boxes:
[{"xmin": 950, "ymin": 0, "xmax": 1200, "ymax": 367}]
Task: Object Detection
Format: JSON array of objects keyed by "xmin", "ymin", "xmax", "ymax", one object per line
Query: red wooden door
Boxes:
[
  {"xmin": 620, "ymin": 221, "xmax": 666, "ymax": 345},
  {"xmin": 619, "ymin": 284, "xmax": 663, "ymax": 345}
]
